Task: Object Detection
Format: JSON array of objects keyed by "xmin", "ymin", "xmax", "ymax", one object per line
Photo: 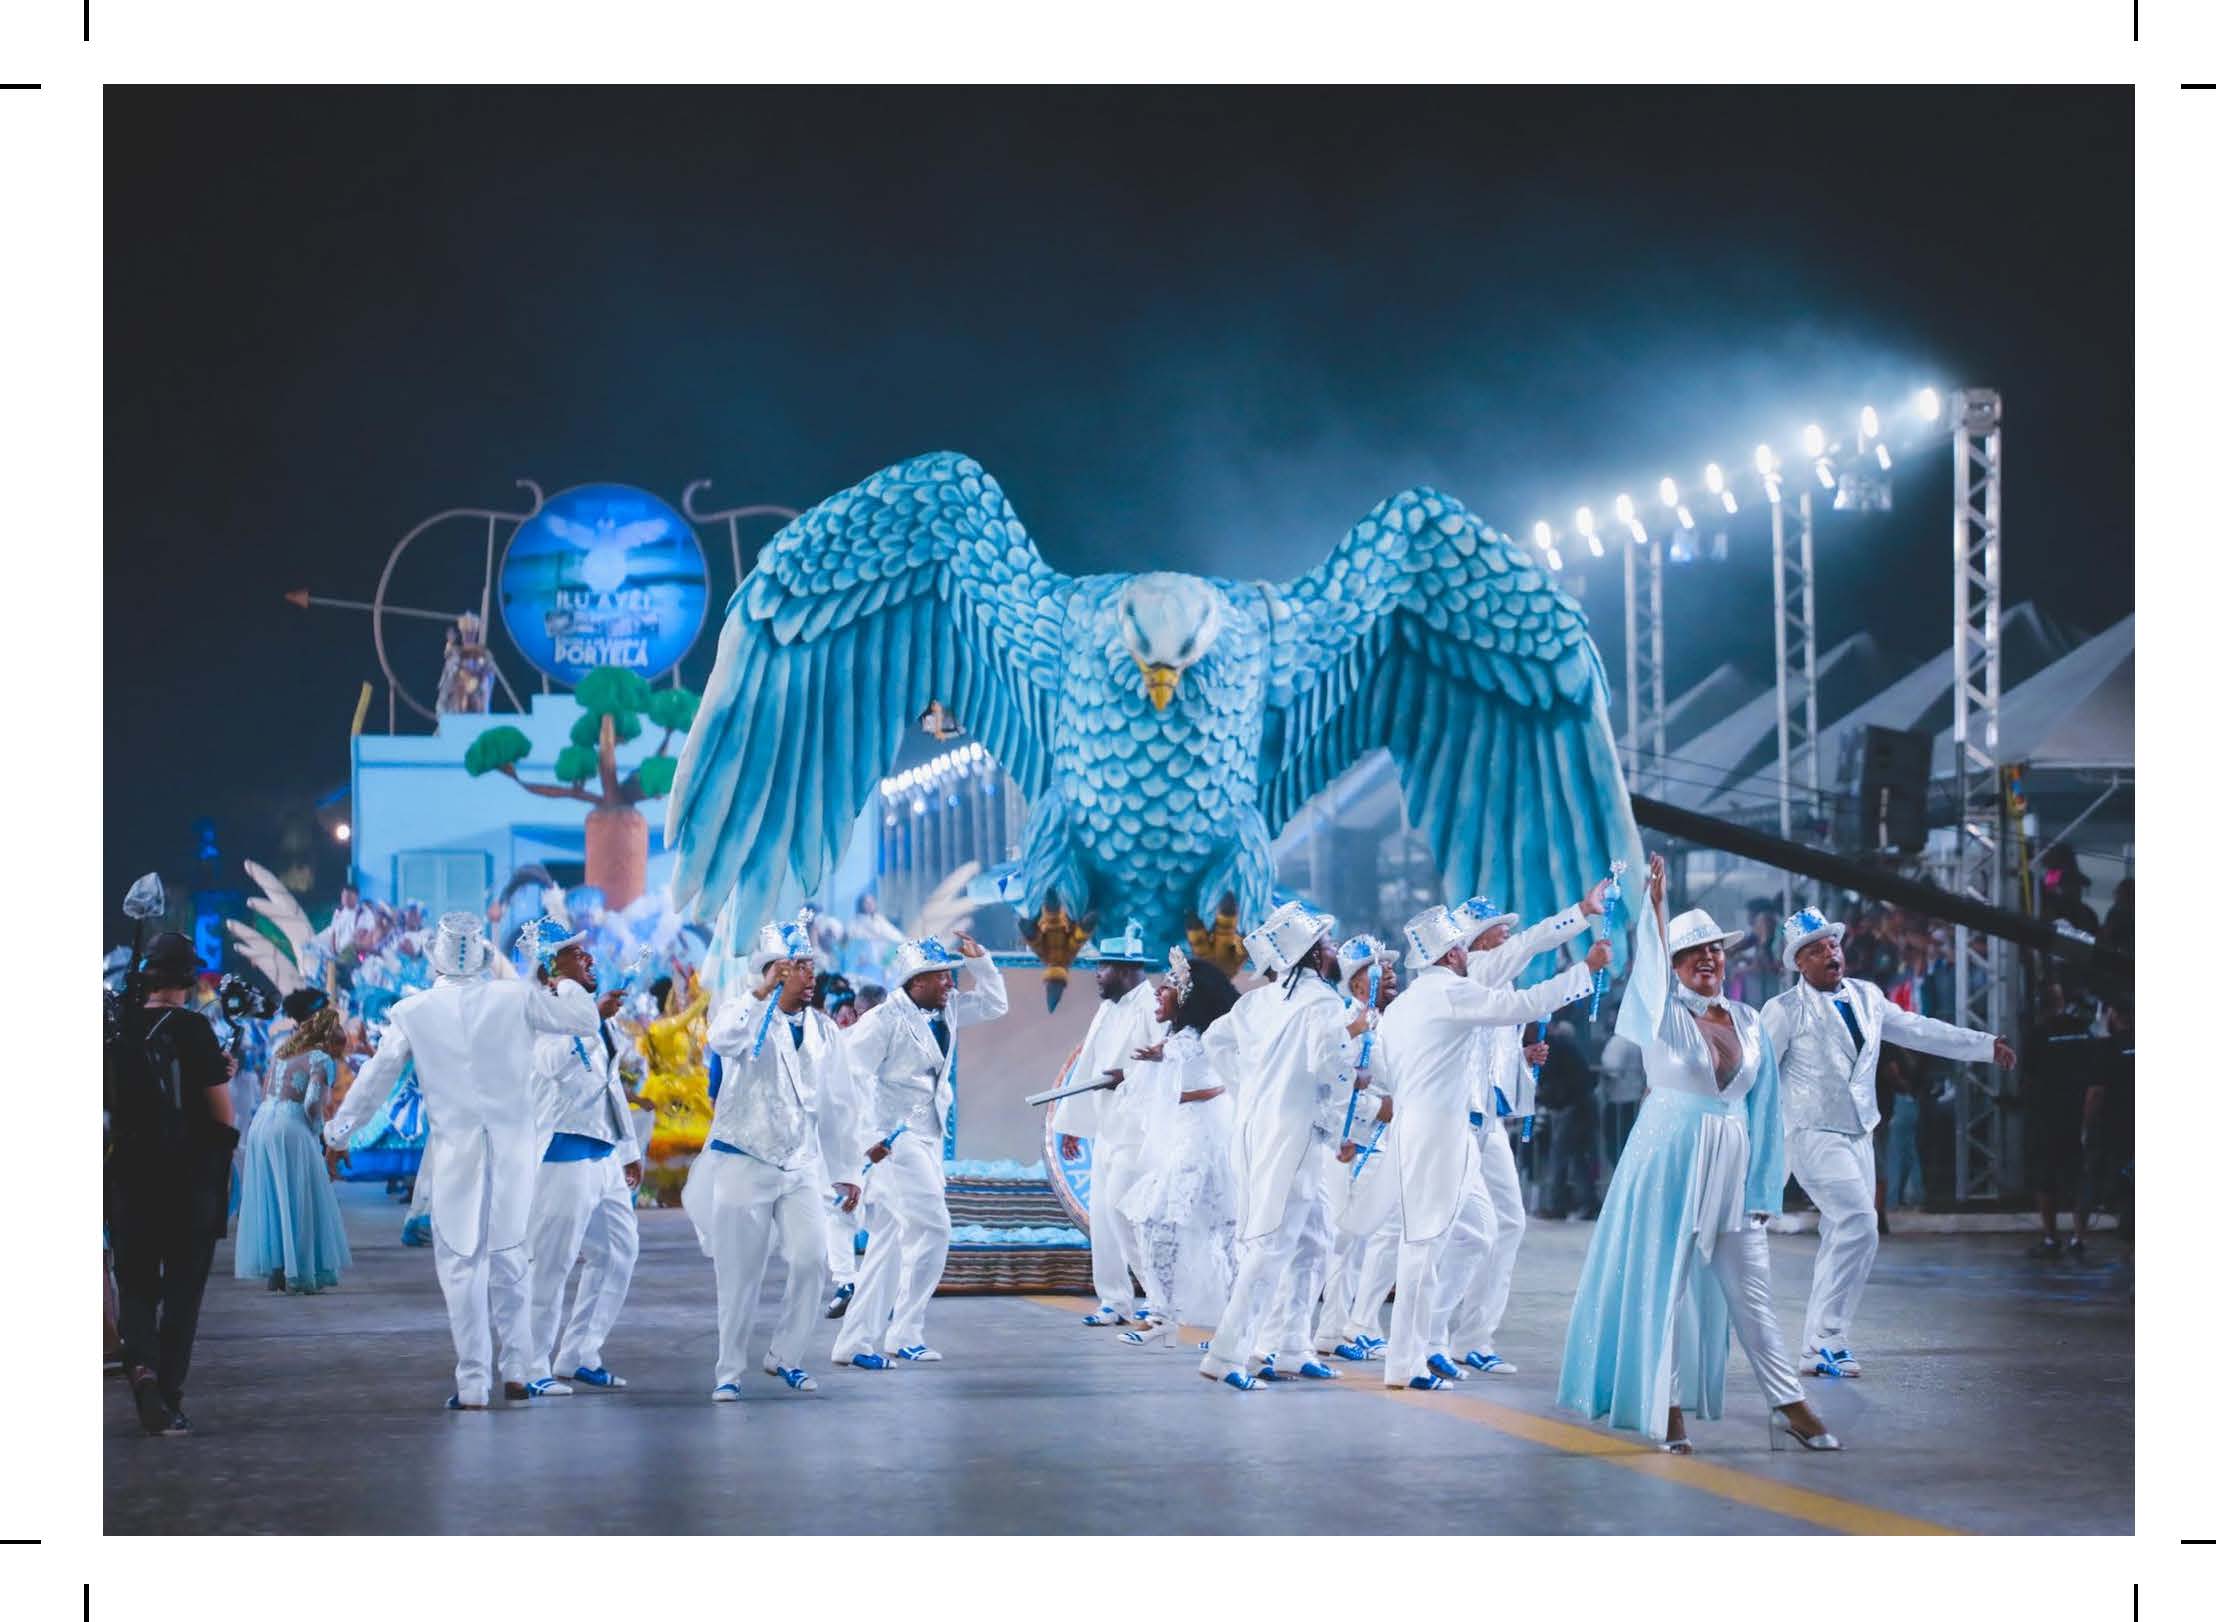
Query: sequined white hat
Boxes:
[
  {"xmin": 747, "ymin": 917, "xmax": 818, "ymax": 977},
  {"xmin": 429, "ymin": 911, "xmax": 493, "ymax": 979},
  {"xmin": 1780, "ymin": 905, "xmax": 1846, "ymax": 968},
  {"xmin": 1337, "ymin": 932, "xmax": 1400, "ymax": 988},
  {"xmin": 1243, "ymin": 901, "xmax": 1334, "ymax": 979},
  {"xmin": 1404, "ymin": 904, "xmax": 1478, "ymax": 969},
  {"xmin": 888, "ymin": 936, "xmax": 964, "ymax": 988},
  {"xmin": 1450, "ymin": 895, "xmax": 1521, "ymax": 944}
]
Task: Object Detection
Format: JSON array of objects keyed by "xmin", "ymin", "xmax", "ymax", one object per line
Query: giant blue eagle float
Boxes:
[{"xmin": 667, "ymin": 451, "xmax": 1641, "ymax": 1006}]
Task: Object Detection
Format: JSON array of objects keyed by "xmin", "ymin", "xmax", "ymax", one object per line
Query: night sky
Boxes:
[{"xmin": 104, "ymin": 86, "xmax": 2132, "ymax": 910}]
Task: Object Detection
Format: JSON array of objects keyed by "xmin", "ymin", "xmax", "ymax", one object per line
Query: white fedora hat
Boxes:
[
  {"xmin": 1667, "ymin": 908, "xmax": 1744, "ymax": 956},
  {"xmin": 1404, "ymin": 904, "xmax": 1477, "ymax": 969}
]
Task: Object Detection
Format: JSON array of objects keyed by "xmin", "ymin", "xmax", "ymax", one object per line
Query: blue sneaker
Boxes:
[
  {"xmin": 1223, "ymin": 1370, "xmax": 1264, "ymax": 1392},
  {"xmin": 1407, "ymin": 1374, "xmax": 1449, "ymax": 1391},
  {"xmin": 710, "ymin": 1383, "xmax": 742, "ymax": 1402},
  {"xmin": 401, "ymin": 1214, "xmax": 433, "ymax": 1248},
  {"xmin": 894, "ymin": 1344, "xmax": 941, "ymax": 1363},
  {"xmin": 1461, "ymin": 1352, "xmax": 1517, "ymax": 1376},
  {"xmin": 1425, "ymin": 1353, "xmax": 1467, "ymax": 1383},
  {"xmin": 846, "ymin": 1353, "xmax": 891, "ymax": 1370},
  {"xmin": 1333, "ymin": 1342, "xmax": 1371, "ymax": 1361},
  {"xmin": 571, "ymin": 1366, "xmax": 628, "ymax": 1389},
  {"xmin": 1297, "ymin": 1360, "xmax": 1339, "ymax": 1380},
  {"xmin": 765, "ymin": 1361, "xmax": 817, "ymax": 1392},
  {"xmin": 825, "ymin": 1282, "xmax": 854, "ymax": 1321},
  {"xmin": 1254, "ymin": 1355, "xmax": 1285, "ymax": 1382},
  {"xmin": 523, "ymin": 1377, "xmax": 573, "ymax": 1398},
  {"xmin": 1082, "ymin": 1308, "xmax": 1127, "ymax": 1327},
  {"xmin": 444, "ymin": 1394, "xmax": 488, "ymax": 1411},
  {"xmin": 1359, "ymin": 1335, "xmax": 1388, "ymax": 1353}
]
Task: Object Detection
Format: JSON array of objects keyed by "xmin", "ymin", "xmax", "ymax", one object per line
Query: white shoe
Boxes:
[
  {"xmin": 524, "ymin": 1377, "xmax": 574, "ymax": 1398},
  {"xmin": 710, "ymin": 1383, "xmax": 742, "ymax": 1403}
]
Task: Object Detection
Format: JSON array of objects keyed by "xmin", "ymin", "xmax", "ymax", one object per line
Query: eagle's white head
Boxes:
[{"xmin": 1117, "ymin": 573, "xmax": 1226, "ymax": 711}]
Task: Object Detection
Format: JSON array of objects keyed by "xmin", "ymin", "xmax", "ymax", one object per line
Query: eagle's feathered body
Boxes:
[{"xmin": 667, "ymin": 451, "xmax": 1639, "ymax": 994}]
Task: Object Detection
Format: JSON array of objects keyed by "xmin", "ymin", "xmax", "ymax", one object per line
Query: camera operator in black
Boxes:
[{"xmin": 107, "ymin": 932, "xmax": 238, "ymax": 1436}]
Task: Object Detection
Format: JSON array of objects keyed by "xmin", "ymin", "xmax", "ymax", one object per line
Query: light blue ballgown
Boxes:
[
  {"xmin": 1557, "ymin": 892, "xmax": 1795, "ymax": 1441},
  {"xmin": 234, "ymin": 1049, "xmax": 354, "ymax": 1293}
]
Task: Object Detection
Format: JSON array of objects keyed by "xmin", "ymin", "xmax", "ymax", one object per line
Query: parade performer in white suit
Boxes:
[
  {"xmin": 326, "ymin": 912, "xmax": 599, "ymax": 1409},
  {"xmin": 521, "ymin": 923, "xmax": 642, "ymax": 1395},
  {"xmin": 1761, "ymin": 905, "xmax": 2014, "ymax": 1378},
  {"xmin": 1558, "ymin": 856, "xmax": 1837, "ymax": 1453},
  {"xmin": 1053, "ymin": 924, "xmax": 1165, "ymax": 1328},
  {"xmin": 689, "ymin": 918, "xmax": 862, "ymax": 1399},
  {"xmin": 832, "ymin": 934, "xmax": 1007, "ymax": 1369},
  {"xmin": 1374, "ymin": 904, "xmax": 1603, "ymax": 1392},
  {"xmin": 1312, "ymin": 934, "xmax": 1400, "ymax": 1364},
  {"xmin": 1438, "ymin": 884, "xmax": 1609, "ymax": 1375},
  {"xmin": 1196, "ymin": 902, "xmax": 1363, "ymax": 1392}
]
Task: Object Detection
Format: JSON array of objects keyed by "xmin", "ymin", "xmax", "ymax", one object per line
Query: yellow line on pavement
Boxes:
[{"xmin": 1017, "ymin": 1294, "xmax": 1959, "ymax": 1537}]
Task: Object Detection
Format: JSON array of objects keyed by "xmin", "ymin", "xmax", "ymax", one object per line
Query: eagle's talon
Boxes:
[{"xmin": 1025, "ymin": 900, "xmax": 1094, "ymax": 1011}]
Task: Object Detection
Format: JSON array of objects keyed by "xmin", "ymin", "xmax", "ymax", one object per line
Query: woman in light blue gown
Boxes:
[
  {"xmin": 1558, "ymin": 855, "xmax": 1836, "ymax": 1453},
  {"xmin": 234, "ymin": 1005, "xmax": 354, "ymax": 1294}
]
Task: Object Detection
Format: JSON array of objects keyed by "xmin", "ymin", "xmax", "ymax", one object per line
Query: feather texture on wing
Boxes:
[{"xmin": 242, "ymin": 860, "xmax": 315, "ymax": 959}]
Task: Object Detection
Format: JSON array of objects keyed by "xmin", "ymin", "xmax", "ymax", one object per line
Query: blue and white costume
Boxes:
[
  {"xmin": 1557, "ymin": 898, "xmax": 1806, "ymax": 1442},
  {"xmin": 689, "ymin": 919, "xmax": 858, "ymax": 1397},
  {"xmin": 1374, "ymin": 906, "xmax": 1591, "ymax": 1391},
  {"xmin": 522, "ymin": 930, "xmax": 642, "ymax": 1391},
  {"xmin": 831, "ymin": 938, "xmax": 1007, "ymax": 1367},
  {"xmin": 1441, "ymin": 894, "xmax": 1598, "ymax": 1370},
  {"xmin": 1761, "ymin": 905, "xmax": 1998, "ymax": 1375},
  {"xmin": 1054, "ymin": 925, "xmax": 1164, "ymax": 1326}
]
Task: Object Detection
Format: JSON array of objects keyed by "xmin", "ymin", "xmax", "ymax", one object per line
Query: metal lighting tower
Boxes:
[
  {"xmin": 1771, "ymin": 488, "xmax": 1818, "ymax": 896},
  {"xmin": 1622, "ymin": 537, "xmax": 1665, "ymax": 791},
  {"xmin": 1950, "ymin": 386, "xmax": 2010, "ymax": 1203}
]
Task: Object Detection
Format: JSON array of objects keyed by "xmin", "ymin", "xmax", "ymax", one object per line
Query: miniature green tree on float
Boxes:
[{"xmin": 462, "ymin": 668, "xmax": 701, "ymax": 909}]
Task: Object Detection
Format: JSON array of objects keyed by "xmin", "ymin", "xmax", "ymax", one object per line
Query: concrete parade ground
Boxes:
[{"xmin": 104, "ymin": 1183, "xmax": 2132, "ymax": 1536}]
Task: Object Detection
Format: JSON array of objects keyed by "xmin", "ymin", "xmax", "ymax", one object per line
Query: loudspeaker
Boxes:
[{"xmin": 1855, "ymin": 725, "xmax": 1931, "ymax": 854}]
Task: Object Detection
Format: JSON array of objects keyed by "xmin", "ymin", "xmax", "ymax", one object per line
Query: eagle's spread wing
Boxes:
[
  {"xmin": 1263, "ymin": 488, "xmax": 1640, "ymax": 920},
  {"xmin": 667, "ymin": 451, "xmax": 1071, "ymax": 923},
  {"xmin": 242, "ymin": 860, "xmax": 315, "ymax": 960}
]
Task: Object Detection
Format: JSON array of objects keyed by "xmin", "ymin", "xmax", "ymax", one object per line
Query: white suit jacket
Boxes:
[
  {"xmin": 532, "ymin": 1017, "xmax": 641, "ymax": 1165},
  {"xmin": 328, "ymin": 975, "xmax": 599, "ymax": 1254},
  {"xmin": 1759, "ymin": 975, "xmax": 1995, "ymax": 1137},
  {"xmin": 1052, "ymin": 983, "xmax": 1163, "ymax": 1151},
  {"xmin": 1203, "ymin": 973, "xmax": 1353, "ymax": 1242},
  {"xmin": 1374, "ymin": 959, "xmax": 1591, "ymax": 1243},
  {"xmin": 841, "ymin": 952, "xmax": 1008, "ymax": 1142},
  {"xmin": 1462, "ymin": 904, "xmax": 1593, "ymax": 1120}
]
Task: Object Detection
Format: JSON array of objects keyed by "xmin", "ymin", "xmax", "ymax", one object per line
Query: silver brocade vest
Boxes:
[{"xmin": 708, "ymin": 1008, "xmax": 821, "ymax": 1172}]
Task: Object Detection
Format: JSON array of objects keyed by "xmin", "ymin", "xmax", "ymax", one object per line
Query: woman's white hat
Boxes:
[
  {"xmin": 1243, "ymin": 901, "xmax": 1333, "ymax": 978},
  {"xmin": 1667, "ymin": 908, "xmax": 1744, "ymax": 956},
  {"xmin": 1780, "ymin": 905, "xmax": 1847, "ymax": 968},
  {"xmin": 1404, "ymin": 904, "xmax": 1478, "ymax": 969},
  {"xmin": 888, "ymin": 936, "xmax": 965, "ymax": 988}
]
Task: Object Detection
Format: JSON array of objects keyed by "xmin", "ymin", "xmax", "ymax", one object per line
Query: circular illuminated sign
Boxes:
[{"xmin": 499, "ymin": 483, "xmax": 710, "ymax": 686}]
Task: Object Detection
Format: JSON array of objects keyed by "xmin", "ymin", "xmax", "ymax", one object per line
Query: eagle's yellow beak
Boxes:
[{"xmin": 1142, "ymin": 662, "xmax": 1180, "ymax": 711}]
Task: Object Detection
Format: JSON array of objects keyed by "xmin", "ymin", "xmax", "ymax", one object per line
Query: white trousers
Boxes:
[
  {"xmin": 1202, "ymin": 1138, "xmax": 1328, "ymax": 1376},
  {"xmin": 1387, "ymin": 1161, "xmax": 1498, "ymax": 1388},
  {"xmin": 1088, "ymin": 1141, "xmax": 1144, "ymax": 1317},
  {"xmin": 1261, "ymin": 1184, "xmax": 1335, "ymax": 1365},
  {"xmin": 706, "ymin": 1150, "xmax": 830, "ymax": 1387},
  {"xmin": 1670, "ymin": 1225, "xmax": 1806, "ymax": 1410},
  {"xmin": 1445, "ymin": 1125, "xmax": 1527, "ymax": 1355},
  {"xmin": 826, "ymin": 1198, "xmax": 861, "ymax": 1290},
  {"xmin": 833, "ymin": 1131, "xmax": 949, "ymax": 1360},
  {"xmin": 431, "ymin": 1172, "xmax": 530, "ymax": 1404},
  {"xmin": 1349, "ymin": 1228, "xmax": 1398, "ymax": 1341},
  {"xmin": 525, "ymin": 1154, "xmax": 639, "ymax": 1381},
  {"xmin": 1787, "ymin": 1127, "xmax": 1879, "ymax": 1356}
]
